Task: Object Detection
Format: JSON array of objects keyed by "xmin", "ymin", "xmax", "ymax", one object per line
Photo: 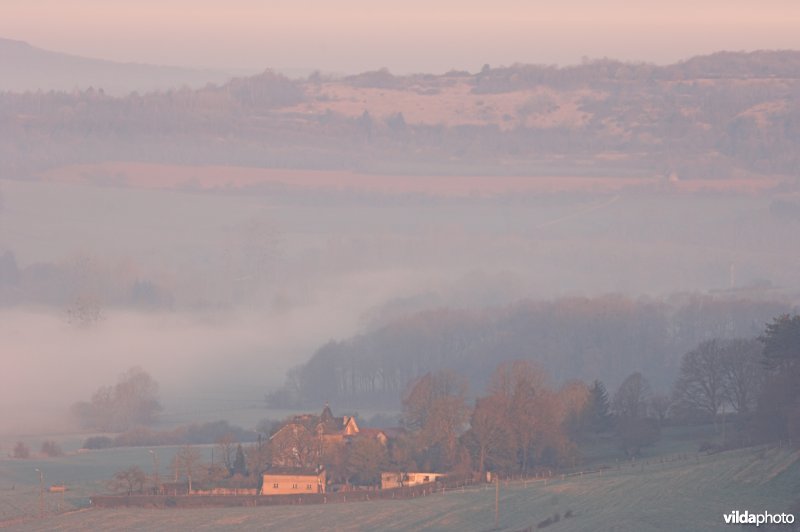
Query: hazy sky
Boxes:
[{"xmin": 3, "ymin": 0, "xmax": 800, "ymax": 74}]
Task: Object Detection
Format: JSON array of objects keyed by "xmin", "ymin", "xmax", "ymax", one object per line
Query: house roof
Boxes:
[
  {"xmin": 358, "ymin": 428, "xmax": 388, "ymax": 439},
  {"xmin": 271, "ymin": 406, "xmax": 359, "ymax": 439},
  {"xmin": 378, "ymin": 427, "xmax": 407, "ymax": 439},
  {"xmin": 263, "ymin": 467, "xmax": 324, "ymax": 477}
]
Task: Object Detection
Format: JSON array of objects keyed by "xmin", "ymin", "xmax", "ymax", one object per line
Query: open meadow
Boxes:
[{"xmin": 2, "ymin": 444, "xmax": 797, "ymax": 531}]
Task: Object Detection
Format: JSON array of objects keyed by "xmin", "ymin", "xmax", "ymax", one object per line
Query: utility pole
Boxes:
[
  {"xmin": 148, "ymin": 449, "xmax": 160, "ymax": 494},
  {"xmin": 494, "ymin": 473, "xmax": 499, "ymax": 528},
  {"xmin": 34, "ymin": 468, "xmax": 44, "ymax": 518}
]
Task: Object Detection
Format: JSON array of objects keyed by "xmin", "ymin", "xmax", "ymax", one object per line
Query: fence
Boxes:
[
  {"xmin": 91, "ymin": 477, "xmax": 479, "ymax": 509},
  {"xmin": 92, "ymin": 447, "xmax": 770, "ymax": 510}
]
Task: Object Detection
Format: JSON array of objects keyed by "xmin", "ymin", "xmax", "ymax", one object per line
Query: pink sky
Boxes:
[{"xmin": 3, "ymin": 0, "xmax": 799, "ymax": 73}]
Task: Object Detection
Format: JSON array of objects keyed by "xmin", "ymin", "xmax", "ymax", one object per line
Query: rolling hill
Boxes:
[{"xmin": 0, "ymin": 37, "xmax": 242, "ymax": 95}]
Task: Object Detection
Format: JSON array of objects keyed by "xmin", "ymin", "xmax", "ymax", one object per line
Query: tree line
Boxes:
[
  {"xmin": 268, "ymin": 294, "xmax": 790, "ymax": 408},
  {"xmin": 101, "ymin": 313, "xmax": 799, "ymax": 493},
  {"xmin": 671, "ymin": 314, "xmax": 800, "ymax": 445}
]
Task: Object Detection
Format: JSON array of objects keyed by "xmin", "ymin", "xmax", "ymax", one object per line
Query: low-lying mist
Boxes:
[
  {"xmin": 0, "ymin": 264, "xmax": 451, "ymax": 435},
  {"xmin": 3, "ymin": 177, "xmax": 800, "ymax": 436}
]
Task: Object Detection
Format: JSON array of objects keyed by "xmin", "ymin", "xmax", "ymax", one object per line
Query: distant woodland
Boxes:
[
  {"xmin": 2, "ymin": 51, "xmax": 800, "ymax": 179},
  {"xmin": 268, "ymin": 294, "xmax": 792, "ymax": 407}
]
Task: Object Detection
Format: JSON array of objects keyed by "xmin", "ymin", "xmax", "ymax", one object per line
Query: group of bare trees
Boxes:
[
  {"xmin": 671, "ymin": 338, "xmax": 764, "ymax": 424},
  {"xmin": 397, "ymin": 362, "xmax": 590, "ymax": 476},
  {"xmin": 612, "ymin": 372, "xmax": 661, "ymax": 457},
  {"xmin": 271, "ymin": 296, "xmax": 788, "ymax": 408},
  {"xmin": 71, "ymin": 367, "xmax": 162, "ymax": 432},
  {"xmin": 667, "ymin": 314, "xmax": 800, "ymax": 445},
  {"xmin": 110, "ymin": 434, "xmax": 273, "ymax": 496}
]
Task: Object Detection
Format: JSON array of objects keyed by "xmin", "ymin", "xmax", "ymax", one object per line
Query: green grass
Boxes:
[{"xmin": 3, "ymin": 444, "xmax": 797, "ymax": 531}]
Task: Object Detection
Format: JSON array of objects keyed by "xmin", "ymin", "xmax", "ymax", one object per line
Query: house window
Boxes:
[
  {"xmin": 408, "ymin": 475, "xmax": 415, "ymax": 482},
  {"xmin": 306, "ymin": 484, "xmax": 313, "ymax": 490},
  {"xmin": 273, "ymin": 483, "xmax": 279, "ymax": 489},
  {"xmin": 292, "ymin": 483, "xmax": 298, "ymax": 489}
]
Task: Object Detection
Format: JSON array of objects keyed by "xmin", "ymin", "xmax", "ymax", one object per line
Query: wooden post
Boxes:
[{"xmin": 494, "ymin": 474, "xmax": 499, "ymax": 528}]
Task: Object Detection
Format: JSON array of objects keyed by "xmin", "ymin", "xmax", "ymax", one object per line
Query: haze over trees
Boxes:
[
  {"xmin": 613, "ymin": 372, "xmax": 661, "ymax": 457},
  {"xmin": 71, "ymin": 367, "xmax": 162, "ymax": 432},
  {"xmin": 754, "ymin": 314, "xmax": 800, "ymax": 443},
  {"xmin": 269, "ymin": 295, "xmax": 790, "ymax": 408}
]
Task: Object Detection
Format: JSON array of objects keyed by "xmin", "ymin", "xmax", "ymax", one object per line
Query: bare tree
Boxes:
[
  {"xmin": 720, "ymin": 338, "xmax": 764, "ymax": 415},
  {"xmin": 270, "ymin": 423, "xmax": 317, "ymax": 468},
  {"xmin": 613, "ymin": 372, "xmax": 652, "ymax": 421},
  {"xmin": 672, "ymin": 340, "xmax": 725, "ymax": 425},
  {"xmin": 244, "ymin": 438, "xmax": 271, "ymax": 478},
  {"xmin": 614, "ymin": 372, "xmax": 660, "ymax": 456},
  {"xmin": 215, "ymin": 432, "xmax": 237, "ymax": 473},
  {"xmin": 649, "ymin": 394, "xmax": 672, "ymax": 426},
  {"xmin": 488, "ymin": 360, "xmax": 548, "ymax": 473},
  {"xmin": 465, "ymin": 395, "xmax": 514, "ymax": 476},
  {"xmin": 71, "ymin": 367, "xmax": 162, "ymax": 431},
  {"xmin": 402, "ymin": 370, "xmax": 469, "ymax": 470},
  {"xmin": 175, "ymin": 445, "xmax": 203, "ymax": 493},
  {"xmin": 111, "ymin": 466, "xmax": 146, "ymax": 495},
  {"xmin": 344, "ymin": 437, "xmax": 387, "ymax": 486}
]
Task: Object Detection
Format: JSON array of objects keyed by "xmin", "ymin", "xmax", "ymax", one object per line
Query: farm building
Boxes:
[
  {"xmin": 270, "ymin": 405, "xmax": 360, "ymax": 467},
  {"xmin": 380, "ymin": 472, "xmax": 446, "ymax": 490},
  {"xmin": 261, "ymin": 467, "xmax": 326, "ymax": 495}
]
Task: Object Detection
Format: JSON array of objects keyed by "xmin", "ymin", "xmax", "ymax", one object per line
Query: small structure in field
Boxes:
[
  {"xmin": 380, "ymin": 472, "xmax": 445, "ymax": 490},
  {"xmin": 261, "ymin": 467, "xmax": 326, "ymax": 495}
]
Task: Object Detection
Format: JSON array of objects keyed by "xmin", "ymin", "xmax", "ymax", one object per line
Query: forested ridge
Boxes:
[
  {"xmin": 2, "ymin": 51, "xmax": 800, "ymax": 179},
  {"xmin": 269, "ymin": 294, "xmax": 792, "ymax": 407}
]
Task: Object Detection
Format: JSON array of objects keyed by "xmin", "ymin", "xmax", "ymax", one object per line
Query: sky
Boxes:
[{"xmin": 2, "ymin": 0, "xmax": 800, "ymax": 74}]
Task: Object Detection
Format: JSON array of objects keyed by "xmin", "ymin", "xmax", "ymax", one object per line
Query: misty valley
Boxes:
[{"xmin": 1, "ymin": 43, "xmax": 799, "ymax": 532}]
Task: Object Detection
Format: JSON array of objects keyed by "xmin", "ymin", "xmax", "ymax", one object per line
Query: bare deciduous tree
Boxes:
[
  {"xmin": 111, "ymin": 466, "xmax": 146, "ymax": 495},
  {"xmin": 402, "ymin": 370, "xmax": 469, "ymax": 470},
  {"xmin": 174, "ymin": 445, "xmax": 203, "ymax": 492},
  {"xmin": 465, "ymin": 395, "xmax": 514, "ymax": 476},
  {"xmin": 720, "ymin": 338, "xmax": 764, "ymax": 415},
  {"xmin": 71, "ymin": 367, "xmax": 162, "ymax": 431},
  {"xmin": 672, "ymin": 340, "xmax": 725, "ymax": 424},
  {"xmin": 215, "ymin": 432, "xmax": 237, "ymax": 473},
  {"xmin": 649, "ymin": 394, "xmax": 672, "ymax": 426},
  {"xmin": 613, "ymin": 372, "xmax": 652, "ymax": 421},
  {"xmin": 614, "ymin": 372, "xmax": 660, "ymax": 456}
]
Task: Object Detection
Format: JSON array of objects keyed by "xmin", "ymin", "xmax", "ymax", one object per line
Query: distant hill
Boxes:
[
  {"xmin": 2, "ymin": 49, "xmax": 800, "ymax": 178},
  {"xmin": 0, "ymin": 38, "xmax": 244, "ymax": 95}
]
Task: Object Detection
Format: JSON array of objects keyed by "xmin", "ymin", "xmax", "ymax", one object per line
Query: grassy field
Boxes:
[{"xmin": 2, "ymin": 443, "xmax": 797, "ymax": 531}]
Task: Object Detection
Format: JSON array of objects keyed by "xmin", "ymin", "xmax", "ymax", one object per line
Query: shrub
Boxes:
[
  {"xmin": 537, "ymin": 516, "xmax": 554, "ymax": 528},
  {"xmin": 83, "ymin": 436, "xmax": 114, "ymax": 449}
]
